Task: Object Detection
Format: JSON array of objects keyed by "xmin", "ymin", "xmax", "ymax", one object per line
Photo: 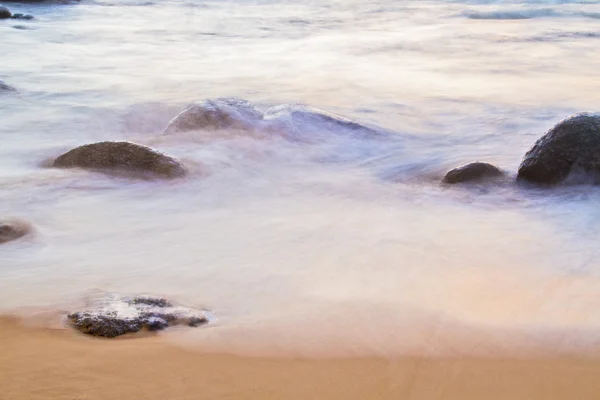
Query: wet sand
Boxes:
[{"xmin": 2, "ymin": 316, "xmax": 600, "ymax": 400}]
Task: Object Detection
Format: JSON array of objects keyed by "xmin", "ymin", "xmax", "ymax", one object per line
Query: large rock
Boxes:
[
  {"xmin": 0, "ymin": 6, "xmax": 11, "ymax": 18},
  {"xmin": 518, "ymin": 113, "xmax": 600, "ymax": 184},
  {"xmin": 163, "ymin": 98, "xmax": 264, "ymax": 134},
  {"xmin": 442, "ymin": 162, "xmax": 504, "ymax": 184},
  {"xmin": 163, "ymin": 98, "xmax": 380, "ymax": 139},
  {"xmin": 0, "ymin": 219, "xmax": 32, "ymax": 244},
  {"xmin": 68, "ymin": 295, "xmax": 209, "ymax": 338},
  {"xmin": 52, "ymin": 141, "xmax": 187, "ymax": 178}
]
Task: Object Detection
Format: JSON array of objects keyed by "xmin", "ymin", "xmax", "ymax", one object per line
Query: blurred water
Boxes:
[{"xmin": 2, "ymin": 0, "xmax": 600, "ymax": 356}]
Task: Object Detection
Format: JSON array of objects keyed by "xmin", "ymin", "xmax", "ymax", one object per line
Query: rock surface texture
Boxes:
[
  {"xmin": 0, "ymin": 220, "xmax": 31, "ymax": 244},
  {"xmin": 163, "ymin": 98, "xmax": 264, "ymax": 134},
  {"xmin": 0, "ymin": 6, "xmax": 11, "ymax": 18},
  {"xmin": 52, "ymin": 141, "xmax": 187, "ymax": 178},
  {"xmin": 68, "ymin": 295, "xmax": 210, "ymax": 338},
  {"xmin": 518, "ymin": 113, "xmax": 600, "ymax": 184},
  {"xmin": 442, "ymin": 162, "xmax": 504, "ymax": 184}
]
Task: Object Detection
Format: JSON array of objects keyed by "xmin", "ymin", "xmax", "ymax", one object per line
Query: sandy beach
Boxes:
[{"xmin": 2, "ymin": 316, "xmax": 600, "ymax": 400}]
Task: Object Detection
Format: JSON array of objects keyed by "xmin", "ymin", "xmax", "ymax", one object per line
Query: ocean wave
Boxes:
[
  {"xmin": 497, "ymin": 30, "xmax": 600, "ymax": 43},
  {"xmin": 463, "ymin": 8, "xmax": 558, "ymax": 19},
  {"xmin": 92, "ymin": 0, "xmax": 156, "ymax": 7},
  {"xmin": 463, "ymin": 7, "xmax": 600, "ymax": 20}
]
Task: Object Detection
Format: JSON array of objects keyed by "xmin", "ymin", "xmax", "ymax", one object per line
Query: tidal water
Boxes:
[{"xmin": 2, "ymin": 0, "xmax": 600, "ymax": 356}]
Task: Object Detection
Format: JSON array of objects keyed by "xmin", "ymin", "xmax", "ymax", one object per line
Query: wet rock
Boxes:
[
  {"xmin": 0, "ymin": 219, "xmax": 32, "ymax": 244},
  {"xmin": 163, "ymin": 98, "xmax": 264, "ymax": 134},
  {"xmin": 442, "ymin": 162, "xmax": 504, "ymax": 184},
  {"xmin": 518, "ymin": 113, "xmax": 600, "ymax": 185},
  {"xmin": 0, "ymin": 6, "xmax": 11, "ymax": 18},
  {"xmin": 163, "ymin": 99, "xmax": 381, "ymax": 140},
  {"xmin": 68, "ymin": 295, "xmax": 210, "ymax": 338},
  {"xmin": 12, "ymin": 13, "xmax": 34, "ymax": 20},
  {"xmin": 52, "ymin": 141, "xmax": 187, "ymax": 179}
]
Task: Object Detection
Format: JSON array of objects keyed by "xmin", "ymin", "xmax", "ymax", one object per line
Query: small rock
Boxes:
[
  {"xmin": 518, "ymin": 113, "xmax": 600, "ymax": 185},
  {"xmin": 0, "ymin": 6, "xmax": 11, "ymax": 19},
  {"xmin": 52, "ymin": 141, "xmax": 187, "ymax": 179},
  {"xmin": 442, "ymin": 162, "xmax": 504, "ymax": 184},
  {"xmin": 68, "ymin": 294, "xmax": 210, "ymax": 338},
  {"xmin": 0, "ymin": 219, "xmax": 32, "ymax": 244},
  {"xmin": 12, "ymin": 13, "xmax": 34, "ymax": 20}
]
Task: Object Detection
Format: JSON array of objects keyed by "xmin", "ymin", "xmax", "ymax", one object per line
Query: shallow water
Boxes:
[{"xmin": 2, "ymin": 0, "xmax": 600, "ymax": 357}]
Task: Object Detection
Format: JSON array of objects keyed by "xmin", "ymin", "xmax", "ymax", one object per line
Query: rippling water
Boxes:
[{"xmin": 2, "ymin": 0, "xmax": 600, "ymax": 356}]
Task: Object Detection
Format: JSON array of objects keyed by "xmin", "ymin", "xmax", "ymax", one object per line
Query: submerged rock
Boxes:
[
  {"xmin": 11, "ymin": 13, "xmax": 33, "ymax": 20},
  {"xmin": 264, "ymin": 104, "xmax": 380, "ymax": 139},
  {"xmin": 0, "ymin": 219, "xmax": 32, "ymax": 244},
  {"xmin": 442, "ymin": 162, "xmax": 504, "ymax": 184},
  {"xmin": 68, "ymin": 295, "xmax": 209, "ymax": 338},
  {"xmin": 163, "ymin": 98, "xmax": 264, "ymax": 134},
  {"xmin": 518, "ymin": 113, "xmax": 600, "ymax": 185},
  {"xmin": 52, "ymin": 141, "xmax": 187, "ymax": 179},
  {"xmin": 163, "ymin": 98, "xmax": 380, "ymax": 140},
  {"xmin": 0, "ymin": 6, "xmax": 11, "ymax": 18},
  {"xmin": 0, "ymin": 80, "xmax": 15, "ymax": 92}
]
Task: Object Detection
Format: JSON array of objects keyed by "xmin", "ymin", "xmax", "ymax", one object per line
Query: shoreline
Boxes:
[{"xmin": 3, "ymin": 316, "xmax": 600, "ymax": 399}]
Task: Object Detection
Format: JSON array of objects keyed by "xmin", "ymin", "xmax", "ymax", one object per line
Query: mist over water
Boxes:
[{"xmin": 2, "ymin": 0, "xmax": 600, "ymax": 356}]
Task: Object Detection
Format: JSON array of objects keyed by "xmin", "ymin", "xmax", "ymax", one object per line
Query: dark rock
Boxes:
[
  {"xmin": 518, "ymin": 113, "xmax": 600, "ymax": 185},
  {"xmin": 11, "ymin": 13, "xmax": 34, "ymax": 20},
  {"xmin": 68, "ymin": 295, "xmax": 210, "ymax": 338},
  {"xmin": 131, "ymin": 296, "xmax": 173, "ymax": 308},
  {"xmin": 163, "ymin": 98, "xmax": 264, "ymax": 134},
  {"xmin": 0, "ymin": 220, "xmax": 32, "ymax": 244},
  {"xmin": 0, "ymin": 6, "xmax": 11, "ymax": 18},
  {"xmin": 442, "ymin": 162, "xmax": 504, "ymax": 184},
  {"xmin": 52, "ymin": 141, "xmax": 187, "ymax": 179}
]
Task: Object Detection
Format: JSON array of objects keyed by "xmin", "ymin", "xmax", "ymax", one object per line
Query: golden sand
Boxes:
[{"xmin": 2, "ymin": 316, "xmax": 600, "ymax": 400}]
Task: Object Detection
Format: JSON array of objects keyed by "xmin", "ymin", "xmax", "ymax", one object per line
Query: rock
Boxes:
[
  {"xmin": 11, "ymin": 13, "xmax": 34, "ymax": 20},
  {"xmin": 0, "ymin": 80, "xmax": 15, "ymax": 92},
  {"xmin": 163, "ymin": 99, "xmax": 381, "ymax": 140},
  {"xmin": 52, "ymin": 141, "xmax": 187, "ymax": 179},
  {"xmin": 442, "ymin": 162, "xmax": 504, "ymax": 184},
  {"xmin": 0, "ymin": 219, "xmax": 32, "ymax": 244},
  {"xmin": 0, "ymin": 6, "xmax": 11, "ymax": 19},
  {"xmin": 67, "ymin": 295, "xmax": 210, "ymax": 338},
  {"xmin": 264, "ymin": 104, "xmax": 380, "ymax": 138},
  {"xmin": 518, "ymin": 113, "xmax": 600, "ymax": 184},
  {"xmin": 163, "ymin": 98, "xmax": 264, "ymax": 134}
]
